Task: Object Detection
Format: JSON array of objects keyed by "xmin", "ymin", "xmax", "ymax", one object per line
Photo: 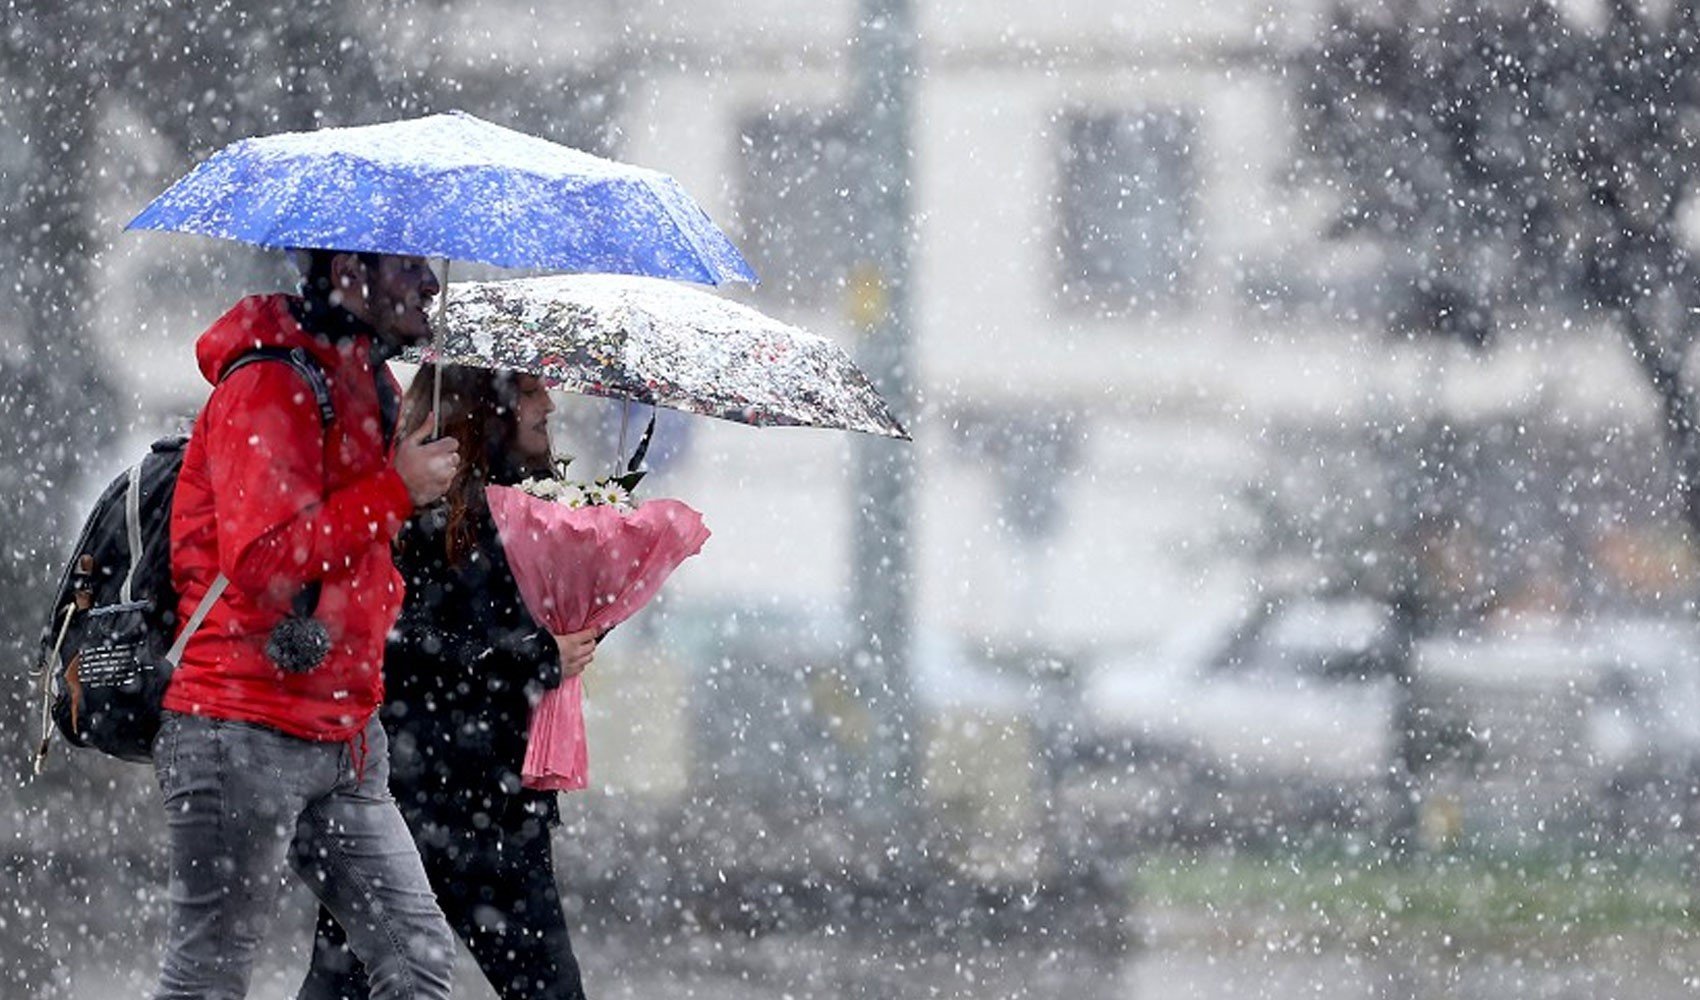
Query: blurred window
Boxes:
[
  {"xmin": 1217, "ymin": 598, "xmax": 1393, "ymax": 683},
  {"xmin": 1056, "ymin": 108, "xmax": 1199, "ymax": 315},
  {"xmin": 736, "ymin": 107, "xmax": 858, "ymax": 308},
  {"xmin": 1265, "ymin": 600, "xmax": 1387, "ymax": 658}
]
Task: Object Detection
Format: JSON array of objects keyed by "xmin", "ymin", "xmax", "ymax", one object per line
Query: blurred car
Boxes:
[
  {"xmin": 1078, "ymin": 594, "xmax": 1407, "ymax": 843},
  {"xmin": 1410, "ymin": 617, "xmax": 1700, "ymax": 845}
]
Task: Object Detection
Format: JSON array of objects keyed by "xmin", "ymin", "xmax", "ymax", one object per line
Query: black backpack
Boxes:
[{"xmin": 32, "ymin": 347, "xmax": 334, "ymax": 768}]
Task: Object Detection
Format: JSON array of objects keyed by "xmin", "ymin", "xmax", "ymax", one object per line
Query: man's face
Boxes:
[{"xmin": 338, "ymin": 254, "xmax": 439, "ymax": 349}]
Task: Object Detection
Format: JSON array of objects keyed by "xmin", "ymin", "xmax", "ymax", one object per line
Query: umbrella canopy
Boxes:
[
  {"xmin": 414, "ymin": 274, "xmax": 909, "ymax": 440},
  {"xmin": 127, "ymin": 110, "xmax": 756, "ymax": 285}
]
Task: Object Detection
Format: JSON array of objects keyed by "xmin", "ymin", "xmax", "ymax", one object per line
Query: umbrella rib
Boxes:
[{"xmin": 640, "ymin": 180, "xmax": 733, "ymax": 286}]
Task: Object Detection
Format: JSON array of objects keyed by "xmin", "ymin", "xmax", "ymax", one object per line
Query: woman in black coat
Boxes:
[{"xmin": 298, "ymin": 364, "xmax": 598, "ymax": 1000}]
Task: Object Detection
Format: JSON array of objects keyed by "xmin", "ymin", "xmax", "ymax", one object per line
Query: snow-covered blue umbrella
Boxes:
[{"xmin": 126, "ymin": 110, "xmax": 756, "ymax": 286}]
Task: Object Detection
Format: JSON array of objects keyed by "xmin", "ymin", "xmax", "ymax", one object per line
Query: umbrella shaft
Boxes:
[
  {"xmin": 616, "ymin": 400, "xmax": 629, "ymax": 477},
  {"xmin": 432, "ymin": 259, "xmax": 450, "ymax": 437}
]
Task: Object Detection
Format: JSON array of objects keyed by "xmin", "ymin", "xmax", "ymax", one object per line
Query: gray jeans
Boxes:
[{"xmin": 151, "ymin": 710, "xmax": 455, "ymax": 1000}]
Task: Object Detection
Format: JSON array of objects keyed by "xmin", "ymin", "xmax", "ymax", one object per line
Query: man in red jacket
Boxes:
[{"xmin": 153, "ymin": 250, "xmax": 461, "ymax": 1000}]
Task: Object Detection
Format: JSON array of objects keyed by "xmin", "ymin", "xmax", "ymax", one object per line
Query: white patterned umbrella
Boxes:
[{"xmin": 413, "ymin": 274, "xmax": 909, "ymax": 440}]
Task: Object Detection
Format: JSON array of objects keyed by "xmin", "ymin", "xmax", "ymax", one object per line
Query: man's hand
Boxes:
[
  {"xmin": 393, "ymin": 418, "xmax": 459, "ymax": 507},
  {"xmin": 554, "ymin": 627, "xmax": 598, "ymax": 679}
]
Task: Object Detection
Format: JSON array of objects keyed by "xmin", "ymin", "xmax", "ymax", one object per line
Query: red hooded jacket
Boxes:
[{"xmin": 165, "ymin": 294, "xmax": 414, "ymax": 741}]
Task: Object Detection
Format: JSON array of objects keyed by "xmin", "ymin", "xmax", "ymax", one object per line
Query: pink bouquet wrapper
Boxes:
[{"xmin": 486, "ymin": 485, "xmax": 711, "ymax": 791}]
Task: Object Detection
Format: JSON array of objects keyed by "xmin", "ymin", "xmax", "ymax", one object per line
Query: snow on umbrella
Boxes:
[
  {"xmin": 126, "ymin": 110, "xmax": 755, "ymax": 285},
  {"xmin": 416, "ymin": 273, "xmax": 911, "ymax": 440}
]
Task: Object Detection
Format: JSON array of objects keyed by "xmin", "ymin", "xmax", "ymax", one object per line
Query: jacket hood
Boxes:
[{"xmin": 194, "ymin": 294, "xmax": 361, "ymax": 385}]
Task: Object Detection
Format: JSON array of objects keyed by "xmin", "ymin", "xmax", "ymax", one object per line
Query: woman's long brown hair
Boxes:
[{"xmin": 399, "ymin": 364, "xmax": 549, "ymax": 566}]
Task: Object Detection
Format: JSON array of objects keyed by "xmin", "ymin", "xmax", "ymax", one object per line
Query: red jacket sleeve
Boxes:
[{"xmin": 202, "ymin": 363, "xmax": 413, "ymax": 607}]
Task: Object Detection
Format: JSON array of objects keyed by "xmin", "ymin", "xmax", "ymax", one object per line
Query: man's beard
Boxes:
[{"xmin": 369, "ymin": 289, "xmax": 431, "ymax": 351}]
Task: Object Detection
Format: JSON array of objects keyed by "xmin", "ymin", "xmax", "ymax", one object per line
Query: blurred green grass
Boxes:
[{"xmin": 1132, "ymin": 845, "xmax": 1700, "ymax": 945}]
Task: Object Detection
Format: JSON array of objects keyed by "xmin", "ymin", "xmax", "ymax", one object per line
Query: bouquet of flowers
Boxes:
[{"xmin": 489, "ymin": 458, "xmax": 710, "ymax": 791}]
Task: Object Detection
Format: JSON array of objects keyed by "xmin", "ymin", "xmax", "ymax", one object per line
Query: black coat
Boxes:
[{"xmin": 381, "ymin": 495, "xmax": 561, "ymax": 828}]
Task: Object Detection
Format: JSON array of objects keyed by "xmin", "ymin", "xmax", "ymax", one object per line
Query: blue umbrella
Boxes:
[{"xmin": 127, "ymin": 110, "xmax": 756, "ymax": 286}]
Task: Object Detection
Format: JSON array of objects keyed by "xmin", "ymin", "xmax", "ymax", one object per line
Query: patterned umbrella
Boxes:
[{"xmin": 413, "ymin": 274, "xmax": 908, "ymax": 440}]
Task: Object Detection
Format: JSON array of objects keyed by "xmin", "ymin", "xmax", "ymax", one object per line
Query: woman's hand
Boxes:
[{"xmin": 553, "ymin": 627, "xmax": 598, "ymax": 679}]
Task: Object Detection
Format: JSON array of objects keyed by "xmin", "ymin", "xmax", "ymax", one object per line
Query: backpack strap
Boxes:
[
  {"xmin": 167, "ymin": 348, "xmax": 334, "ymax": 661},
  {"xmin": 218, "ymin": 346, "xmax": 335, "ymax": 429},
  {"xmin": 34, "ymin": 601, "xmax": 78, "ymax": 774},
  {"xmin": 166, "ymin": 575, "xmax": 228, "ymax": 668},
  {"xmin": 140, "ymin": 347, "xmax": 332, "ymax": 634},
  {"xmin": 119, "ymin": 462, "xmax": 144, "ymax": 604}
]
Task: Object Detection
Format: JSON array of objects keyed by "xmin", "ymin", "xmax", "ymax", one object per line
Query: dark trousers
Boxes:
[{"xmin": 298, "ymin": 803, "xmax": 586, "ymax": 1000}]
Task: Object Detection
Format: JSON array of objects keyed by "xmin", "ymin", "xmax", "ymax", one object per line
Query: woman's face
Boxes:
[{"xmin": 511, "ymin": 374, "xmax": 555, "ymax": 463}]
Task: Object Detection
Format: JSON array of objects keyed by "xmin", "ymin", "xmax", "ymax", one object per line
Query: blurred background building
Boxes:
[
  {"xmin": 58, "ymin": 0, "xmax": 1699, "ymax": 846},
  {"xmin": 80, "ymin": 0, "xmax": 1692, "ymax": 641}
]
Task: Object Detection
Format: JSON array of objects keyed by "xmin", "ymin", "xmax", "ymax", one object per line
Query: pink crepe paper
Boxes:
[{"xmin": 486, "ymin": 485, "xmax": 710, "ymax": 791}]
